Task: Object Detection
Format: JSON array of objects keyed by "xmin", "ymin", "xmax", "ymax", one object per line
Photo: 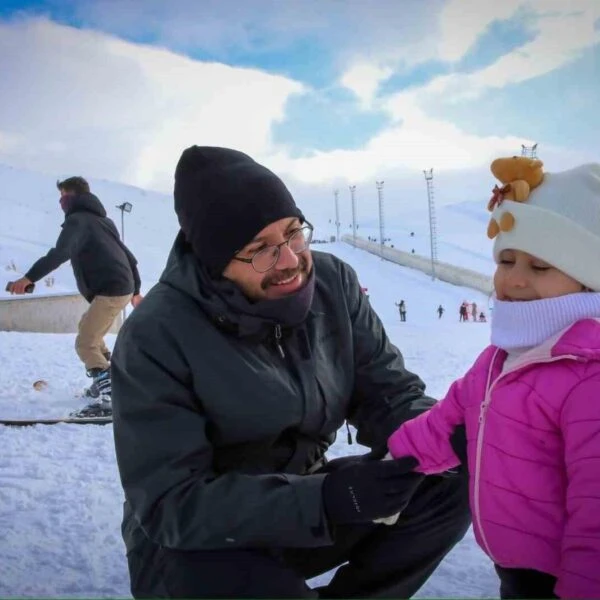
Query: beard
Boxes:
[{"xmin": 260, "ymin": 253, "xmax": 310, "ymax": 291}]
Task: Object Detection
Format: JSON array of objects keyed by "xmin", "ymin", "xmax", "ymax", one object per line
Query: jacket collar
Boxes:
[{"xmin": 493, "ymin": 318, "xmax": 600, "ymax": 372}]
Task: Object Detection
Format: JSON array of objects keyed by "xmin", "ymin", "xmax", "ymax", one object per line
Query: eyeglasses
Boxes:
[{"xmin": 232, "ymin": 223, "xmax": 314, "ymax": 273}]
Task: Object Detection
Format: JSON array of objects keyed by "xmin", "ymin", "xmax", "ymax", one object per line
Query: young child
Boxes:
[{"xmin": 387, "ymin": 161, "xmax": 600, "ymax": 599}]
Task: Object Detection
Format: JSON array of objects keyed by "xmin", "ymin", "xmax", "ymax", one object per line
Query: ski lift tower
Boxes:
[
  {"xmin": 376, "ymin": 180, "xmax": 385, "ymax": 258},
  {"xmin": 423, "ymin": 168, "xmax": 438, "ymax": 280},
  {"xmin": 521, "ymin": 143, "xmax": 538, "ymax": 158},
  {"xmin": 349, "ymin": 185, "xmax": 357, "ymax": 245},
  {"xmin": 333, "ymin": 189, "xmax": 341, "ymax": 241}
]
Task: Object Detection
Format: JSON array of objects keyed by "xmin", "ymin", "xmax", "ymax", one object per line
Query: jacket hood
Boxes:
[
  {"xmin": 159, "ymin": 231, "xmax": 315, "ymax": 339},
  {"xmin": 65, "ymin": 193, "xmax": 107, "ymax": 218}
]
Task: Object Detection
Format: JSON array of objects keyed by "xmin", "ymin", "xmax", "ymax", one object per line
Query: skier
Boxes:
[
  {"xmin": 459, "ymin": 303, "xmax": 468, "ymax": 322},
  {"xmin": 437, "ymin": 305, "xmax": 444, "ymax": 319},
  {"xmin": 395, "ymin": 300, "xmax": 407, "ymax": 322},
  {"xmin": 6, "ymin": 176, "xmax": 143, "ymax": 416},
  {"xmin": 471, "ymin": 302, "xmax": 478, "ymax": 322}
]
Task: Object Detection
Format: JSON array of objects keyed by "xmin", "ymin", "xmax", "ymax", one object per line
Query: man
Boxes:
[
  {"xmin": 395, "ymin": 299, "xmax": 407, "ymax": 322},
  {"xmin": 7, "ymin": 176, "xmax": 142, "ymax": 416},
  {"xmin": 111, "ymin": 147, "xmax": 470, "ymax": 599}
]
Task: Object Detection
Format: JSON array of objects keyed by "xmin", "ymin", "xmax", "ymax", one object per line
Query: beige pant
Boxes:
[{"xmin": 75, "ymin": 294, "xmax": 132, "ymax": 371}]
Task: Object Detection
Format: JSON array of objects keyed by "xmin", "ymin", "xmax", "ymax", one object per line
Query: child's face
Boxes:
[{"xmin": 494, "ymin": 249, "xmax": 584, "ymax": 301}]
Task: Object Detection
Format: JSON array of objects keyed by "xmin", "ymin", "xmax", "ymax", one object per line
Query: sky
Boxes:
[{"xmin": 0, "ymin": 0, "xmax": 598, "ymax": 212}]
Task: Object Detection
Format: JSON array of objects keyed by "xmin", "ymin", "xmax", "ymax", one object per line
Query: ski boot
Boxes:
[
  {"xmin": 83, "ymin": 354, "xmax": 111, "ymax": 398},
  {"xmin": 74, "ymin": 368, "xmax": 112, "ymax": 418}
]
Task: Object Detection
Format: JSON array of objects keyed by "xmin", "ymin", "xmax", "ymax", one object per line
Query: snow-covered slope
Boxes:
[
  {"xmin": 0, "ymin": 162, "xmax": 493, "ymax": 300},
  {"xmin": 1, "ymin": 240, "xmax": 497, "ymax": 598}
]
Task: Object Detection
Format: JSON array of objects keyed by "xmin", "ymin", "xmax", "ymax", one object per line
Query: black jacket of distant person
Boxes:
[{"xmin": 26, "ymin": 192, "xmax": 141, "ymax": 302}]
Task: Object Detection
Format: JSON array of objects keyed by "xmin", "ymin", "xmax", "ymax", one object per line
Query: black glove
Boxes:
[
  {"xmin": 322, "ymin": 456, "xmax": 424, "ymax": 524},
  {"xmin": 319, "ymin": 451, "xmax": 384, "ymax": 474},
  {"xmin": 319, "ymin": 454, "xmax": 364, "ymax": 474},
  {"xmin": 449, "ymin": 425, "xmax": 468, "ymax": 471}
]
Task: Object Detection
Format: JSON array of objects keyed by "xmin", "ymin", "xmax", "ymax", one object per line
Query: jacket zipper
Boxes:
[
  {"xmin": 472, "ymin": 351, "xmax": 498, "ymax": 561},
  {"xmin": 274, "ymin": 324, "xmax": 285, "ymax": 358},
  {"xmin": 472, "ymin": 351, "xmax": 580, "ymax": 563},
  {"xmin": 345, "ymin": 420, "xmax": 353, "ymax": 444}
]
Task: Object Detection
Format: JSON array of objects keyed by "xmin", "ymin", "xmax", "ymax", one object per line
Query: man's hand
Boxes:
[
  {"xmin": 449, "ymin": 424, "xmax": 468, "ymax": 473},
  {"xmin": 131, "ymin": 294, "xmax": 144, "ymax": 308},
  {"xmin": 322, "ymin": 456, "xmax": 424, "ymax": 524},
  {"xmin": 319, "ymin": 454, "xmax": 369, "ymax": 474},
  {"xmin": 6, "ymin": 277, "xmax": 34, "ymax": 294}
]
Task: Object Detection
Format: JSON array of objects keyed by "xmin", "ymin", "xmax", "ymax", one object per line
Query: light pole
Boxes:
[
  {"xmin": 333, "ymin": 189, "xmax": 340, "ymax": 241},
  {"xmin": 376, "ymin": 180, "xmax": 385, "ymax": 258},
  {"xmin": 116, "ymin": 201, "xmax": 133, "ymax": 323},
  {"xmin": 349, "ymin": 185, "xmax": 357, "ymax": 245},
  {"xmin": 116, "ymin": 201, "xmax": 133, "ymax": 242},
  {"xmin": 423, "ymin": 169, "xmax": 437, "ymax": 280}
]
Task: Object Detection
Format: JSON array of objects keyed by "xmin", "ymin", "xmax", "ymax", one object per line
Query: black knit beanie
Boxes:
[{"xmin": 174, "ymin": 146, "xmax": 304, "ymax": 277}]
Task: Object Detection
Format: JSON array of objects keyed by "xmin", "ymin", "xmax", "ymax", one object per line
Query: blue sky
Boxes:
[{"xmin": 0, "ymin": 0, "xmax": 598, "ymax": 200}]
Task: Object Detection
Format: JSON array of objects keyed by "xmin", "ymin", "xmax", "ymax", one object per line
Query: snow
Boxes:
[{"xmin": 0, "ymin": 164, "xmax": 499, "ymax": 597}]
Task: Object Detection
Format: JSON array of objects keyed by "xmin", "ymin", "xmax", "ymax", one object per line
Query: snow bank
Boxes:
[{"xmin": 0, "ymin": 292, "xmax": 123, "ymax": 333}]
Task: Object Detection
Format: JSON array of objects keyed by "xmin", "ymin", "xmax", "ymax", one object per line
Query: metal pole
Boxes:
[
  {"xmin": 520, "ymin": 143, "xmax": 538, "ymax": 158},
  {"xmin": 349, "ymin": 185, "xmax": 357, "ymax": 245},
  {"xmin": 120, "ymin": 207, "xmax": 127, "ymax": 323},
  {"xmin": 121, "ymin": 209, "xmax": 125, "ymax": 243},
  {"xmin": 423, "ymin": 169, "xmax": 436, "ymax": 280},
  {"xmin": 376, "ymin": 180, "xmax": 385, "ymax": 258},
  {"xmin": 333, "ymin": 189, "xmax": 340, "ymax": 241}
]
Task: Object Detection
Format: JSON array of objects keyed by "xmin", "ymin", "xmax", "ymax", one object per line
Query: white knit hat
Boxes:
[{"xmin": 492, "ymin": 163, "xmax": 600, "ymax": 291}]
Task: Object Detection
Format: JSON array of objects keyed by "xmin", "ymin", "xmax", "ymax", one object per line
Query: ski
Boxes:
[{"xmin": 0, "ymin": 415, "xmax": 112, "ymax": 427}]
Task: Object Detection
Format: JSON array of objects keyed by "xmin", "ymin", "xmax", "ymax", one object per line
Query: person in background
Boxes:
[
  {"xmin": 395, "ymin": 299, "xmax": 407, "ymax": 322},
  {"xmin": 437, "ymin": 304, "xmax": 444, "ymax": 319},
  {"xmin": 386, "ymin": 161, "xmax": 600, "ymax": 599},
  {"xmin": 471, "ymin": 302, "xmax": 478, "ymax": 322},
  {"xmin": 7, "ymin": 176, "xmax": 142, "ymax": 416},
  {"xmin": 110, "ymin": 146, "xmax": 470, "ymax": 599}
]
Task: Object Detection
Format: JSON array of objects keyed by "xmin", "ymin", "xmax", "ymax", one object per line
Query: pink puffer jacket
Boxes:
[{"xmin": 388, "ymin": 319, "xmax": 600, "ymax": 599}]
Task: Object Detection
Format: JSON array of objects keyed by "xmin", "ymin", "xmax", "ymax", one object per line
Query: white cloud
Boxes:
[
  {"xmin": 339, "ymin": 62, "xmax": 394, "ymax": 108},
  {"xmin": 0, "ymin": 8, "xmax": 596, "ymax": 199},
  {"xmin": 267, "ymin": 104, "xmax": 529, "ymax": 186},
  {"xmin": 464, "ymin": 5, "xmax": 600, "ymax": 92},
  {"xmin": 385, "ymin": 1, "xmax": 600, "ymax": 118},
  {"xmin": 437, "ymin": 0, "xmax": 524, "ymax": 63},
  {"xmin": 72, "ymin": 0, "xmax": 437, "ymax": 66},
  {"xmin": 437, "ymin": 0, "xmax": 600, "ymax": 66},
  {"xmin": 0, "ymin": 17, "xmax": 304, "ymax": 191}
]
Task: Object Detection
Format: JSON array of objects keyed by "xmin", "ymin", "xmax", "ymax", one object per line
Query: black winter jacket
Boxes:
[
  {"xmin": 26, "ymin": 193, "xmax": 140, "ymax": 302},
  {"xmin": 111, "ymin": 234, "xmax": 434, "ymax": 554}
]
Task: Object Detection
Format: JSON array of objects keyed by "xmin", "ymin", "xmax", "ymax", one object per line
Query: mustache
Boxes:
[{"xmin": 261, "ymin": 255, "xmax": 309, "ymax": 290}]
